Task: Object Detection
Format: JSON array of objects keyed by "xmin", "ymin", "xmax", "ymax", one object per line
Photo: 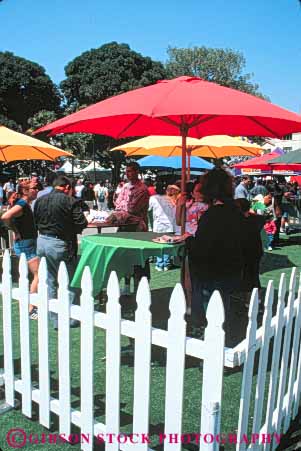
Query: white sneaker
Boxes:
[
  {"xmin": 155, "ymin": 266, "xmax": 163, "ymax": 272},
  {"xmin": 268, "ymin": 246, "xmax": 273, "ymax": 251},
  {"xmin": 163, "ymin": 267, "xmax": 169, "ymax": 272},
  {"xmin": 280, "ymin": 228, "xmax": 285, "ymax": 233}
]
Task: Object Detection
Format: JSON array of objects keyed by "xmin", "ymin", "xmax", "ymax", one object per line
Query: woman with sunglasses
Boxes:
[{"xmin": 2, "ymin": 180, "xmax": 40, "ymax": 319}]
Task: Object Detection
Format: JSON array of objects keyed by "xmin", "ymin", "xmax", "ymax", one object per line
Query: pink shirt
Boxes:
[
  {"xmin": 264, "ymin": 220, "xmax": 277, "ymax": 235},
  {"xmin": 115, "ymin": 181, "xmax": 149, "ymax": 226},
  {"xmin": 185, "ymin": 201, "xmax": 208, "ymax": 235}
]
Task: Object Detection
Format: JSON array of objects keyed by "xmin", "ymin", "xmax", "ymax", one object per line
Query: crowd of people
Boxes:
[{"xmin": 0, "ymin": 164, "xmax": 300, "ymax": 343}]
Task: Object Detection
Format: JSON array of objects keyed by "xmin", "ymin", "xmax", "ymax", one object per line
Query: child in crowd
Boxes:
[{"xmin": 264, "ymin": 214, "xmax": 277, "ymax": 251}]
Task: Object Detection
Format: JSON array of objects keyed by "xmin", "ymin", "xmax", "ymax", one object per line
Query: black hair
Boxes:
[
  {"xmin": 53, "ymin": 175, "xmax": 72, "ymax": 188},
  {"xmin": 144, "ymin": 178, "xmax": 153, "ymax": 187},
  {"xmin": 201, "ymin": 168, "xmax": 233, "ymax": 203},
  {"xmin": 155, "ymin": 181, "xmax": 165, "ymax": 195},
  {"xmin": 234, "ymin": 198, "xmax": 250, "ymax": 213},
  {"xmin": 45, "ymin": 172, "xmax": 57, "ymax": 186},
  {"xmin": 126, "ymin": 161, "xmax": 140, "ymax": 171}
]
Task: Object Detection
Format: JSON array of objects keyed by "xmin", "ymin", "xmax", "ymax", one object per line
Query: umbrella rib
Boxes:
[
  {"xmin": 207, "ymin": 146, "xmax": 218, "ymax": 159},
  {"xmin": 160, "ymin": 117, "xmax": 181, "ymax": 129},
  {"xmin": 189, "ymin": 115, "xmax": 217, "ymax": 128},
  {"xmin": 160, "ymin": 114, "xmax": 217, "ymax": 131},
  {"xmin": 31, "ymin": 146, "xmax": 59, "ymax": 160},
  {"xmin": 169, "ymin": 146, "xmax": 177, "ymax": 157},
  {"xmin": 239, "ymin": 146, "xmax": 260, "ymax": 157},
  {"xmin": 116, "ymin": 115, "xmax": 143, "ymax": 139},
  {"xmin": 247, "ymin": 117, "xmax": 284, "ymax": 138},
  {"xmin": 0, "ymin": 146, "xmax": 8, "ymax": 162}
]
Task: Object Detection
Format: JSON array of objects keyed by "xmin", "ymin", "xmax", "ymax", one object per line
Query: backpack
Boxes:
[{"xmin": 98, "ymin": 188, "xmax": 105, "ymax": 202}]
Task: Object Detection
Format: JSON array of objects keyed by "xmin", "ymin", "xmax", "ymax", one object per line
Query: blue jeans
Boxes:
[
  {"xmin": 266, "ymin": 233, "xmax": 274, "ymax": 249},
  {"xmin": 156, "ymin": 254, "xmax": 170, "ymax": 269},
  {"xmin": 14, "ymin": 238, "xmax": 37, "ymax": 261},
  {"xmin": 37, "ymin": 235, "xmax": 79, "ymax": 327}
]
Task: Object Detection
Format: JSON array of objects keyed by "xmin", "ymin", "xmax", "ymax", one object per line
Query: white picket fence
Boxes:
[
  {"xmin": 233, "ymin": 267, "xmax": 301, "ymax": 451},
  {"xmin": 0, "ymin": 251, "xmax": 301, "ymax": 451},
  {"xmin": 0, "ymin": 250, "xmax": 225, "ymax": 451}
]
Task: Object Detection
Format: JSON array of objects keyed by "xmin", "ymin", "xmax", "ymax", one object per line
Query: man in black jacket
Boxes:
[{"xmin": 34, "ymin": 175, "xmax": 87, "ymax": 327}]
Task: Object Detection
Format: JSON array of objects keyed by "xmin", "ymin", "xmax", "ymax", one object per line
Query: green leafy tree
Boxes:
[
  {"xmin": 0, "ymin": 114, "xmax": 21, "ymax": 131},
  {"xmin": 27, "ymin": 108, "xmax": 92, "ymax": 158},
  {"xmin": 0, "ymin": 52, "xmax": 61, "ymax": 131},
  {"xmin": 60, "ymin": 42, "xmax": 167, "ymax": 107},
  {"xmin": 165, "ymin": 46, "xmax": 267, "ymax": 98},
  {"xmin": 27, "ymin": 110, "xmax": 57, "ymax": 131}
]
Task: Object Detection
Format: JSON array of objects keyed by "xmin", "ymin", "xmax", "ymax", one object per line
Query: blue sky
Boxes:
[{"xmin": 1, "ymin": 0, "xmax": 300, "ymax": 112}]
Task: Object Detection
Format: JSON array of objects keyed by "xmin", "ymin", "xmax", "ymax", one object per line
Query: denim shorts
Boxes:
[{"xmin": 14, "ymin": 238, "xmax": 38, "ymax": 261}]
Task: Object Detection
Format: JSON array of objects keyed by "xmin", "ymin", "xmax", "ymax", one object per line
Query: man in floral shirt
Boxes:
[
  {"xmin": 114, "ymin": 162, "xmax": 150, "ymax": 295},
  {"xmin": 115, "ymin": 162, "xmax": 149, "ymax": 230}
]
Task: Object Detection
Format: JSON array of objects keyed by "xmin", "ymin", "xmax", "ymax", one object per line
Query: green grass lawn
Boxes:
[{"xmin": 0, "ymin": 232, "xmax": 300, "ymax": 451}]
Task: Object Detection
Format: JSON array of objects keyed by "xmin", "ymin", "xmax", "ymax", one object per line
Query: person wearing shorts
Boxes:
[{"xmin": 1, "ymin": 180, "xmax": 40, "ymax": 319}]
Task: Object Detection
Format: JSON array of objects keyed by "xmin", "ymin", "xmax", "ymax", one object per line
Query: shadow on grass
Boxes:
[{"xmin": 261, "ymin": 252, "xmax": 295, "ymax": 274}]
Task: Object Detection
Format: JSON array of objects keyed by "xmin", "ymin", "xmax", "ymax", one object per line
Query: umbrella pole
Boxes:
[
  {"xmin": 187, "ymin": 149, "xmax": 191, "ymax": 181},
  {"xmin": 93, "ymin": 137, "xmax": 96, "ymax": 183},
  {"xmin": 181, "ymin": 126, "xmax": 188, "ymax": 234}
]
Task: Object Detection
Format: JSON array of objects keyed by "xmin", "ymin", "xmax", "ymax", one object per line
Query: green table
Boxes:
[{"xmin": 72, "ymin": 232, "xmax": 184, "ymax": 295}]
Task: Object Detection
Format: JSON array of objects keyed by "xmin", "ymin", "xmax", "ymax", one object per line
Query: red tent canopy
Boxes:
[
  {"xmin": 234, "ymin": 152, "xmax": 281, "ymax": 171},
  {"xmin": 234, "ymin": 152, "xmax": 301, "ymax": 172}
]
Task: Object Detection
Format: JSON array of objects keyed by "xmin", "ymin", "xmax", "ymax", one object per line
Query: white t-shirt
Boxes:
[
  {"xmin": 149, "ymin": 195, "xmax": 176, "ymax": 233},
  {"xmin": 75, "ymin": 184, "xmax": 85, "ymax": 198},
  {"xmin": 94, "ymin": 184, "xmax": 108, "ymax": 201},
  {"xmin": 3, "ymin": 182, "xmax": 14, "ymax": 192}
]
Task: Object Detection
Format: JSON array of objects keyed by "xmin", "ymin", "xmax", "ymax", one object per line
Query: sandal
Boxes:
[{"xmin": 29, "ymin": 307, "xmax": 38, "ymax": 320}]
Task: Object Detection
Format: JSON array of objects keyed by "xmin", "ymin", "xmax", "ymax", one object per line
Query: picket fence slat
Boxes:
[
  {"xmin": 132, "ymin": 277, "xmax": 152, "ymax": 450},
  {"xmin": 237, "ymin": 288, "xmax": 259, "ymax": 451},
  {"xmin": 58, "ymin": 263, "xmax": 72, "ymax": 437},
  {"xmin": 200, "ymin": 290, "xmax": 225, "ymax": 451},
  {"xmin": 80, "ymin": 267, "xmax": 95, "ymax": 451},
  {"xmin": 293, "ymin": 281, "xmax": 301, "ymax": 419},
  {"xmin": 252, "ymin": 281, "xmax": 274, "ymax": 437},
  {"xmin": 284, "ymin": 272, "xmax": 301, "ymax": 432},
  {"xmin": 1, "ymin": 250, "xmax": 14, "ymax": 406},
  {"xmin": 105, "ymin": 271, "xmax": 121, "ymax": 451},
  {"xmin": 231, "ymin": 297, "xmax": 301, "ymax": 368},
  {"xmin": 19, "ymin": 253, "xmax": 32, "ymax": 418},
  {"xmin": 164, "ymin": 283, "xmax": 187, "ymax": 451},
  {"xmin": 263, "ymin": 274, "xmax": 286, "ymax": 451},
  {"xmin": 38, "ymin": 257, "xmax": 51, "ymax": 428},
  {"xmin": 274, "ymin": 267, "xmax": 297, "ymax": 444}
]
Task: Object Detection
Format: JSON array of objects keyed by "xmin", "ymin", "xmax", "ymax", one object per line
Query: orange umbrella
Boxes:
[
  {"xmin": 0, "ymin": 125, "xmax": 73, "ymax": 162},
  {"xmin": 111, "ymin": 135, "xmax": 263, "ymax": 179}
]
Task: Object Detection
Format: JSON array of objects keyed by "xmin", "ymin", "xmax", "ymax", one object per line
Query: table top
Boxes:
[
  {"xmin": 80, "ymin": 232, "xmax": 184, "ymax": 248},
  {"xmin": 86, "ymin": 221, "xmax": 139, "ymax": 229},
  {"xmin": 72, "ymin": 232, "xmax": 184, "ymax": 295}
]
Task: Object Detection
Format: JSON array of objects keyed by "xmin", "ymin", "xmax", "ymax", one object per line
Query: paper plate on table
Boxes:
[{"xmin": 152, "ymin": 236, "xmax": 176, "ymax": 244}]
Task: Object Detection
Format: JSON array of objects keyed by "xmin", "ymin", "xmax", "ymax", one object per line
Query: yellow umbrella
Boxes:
[
  {"xmin": 0, "ymin": 125, "xmax": 73, "ymax": 162},
  {"xmin": 111, "ymin": 134, "xmax": 263, "ymax": 179}
]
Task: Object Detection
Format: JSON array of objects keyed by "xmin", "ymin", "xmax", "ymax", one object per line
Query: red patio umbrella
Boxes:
[
  {"xmin": 234, "ymin": 152, "xmax": 301, "ymax": 172},
  {"xmin": 234, "ymin": 152, "xmax": 281, "ymax": 171},
  {"xmin": 34, "ymin": 76, "xmax": 301, "ymax": 196}
]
